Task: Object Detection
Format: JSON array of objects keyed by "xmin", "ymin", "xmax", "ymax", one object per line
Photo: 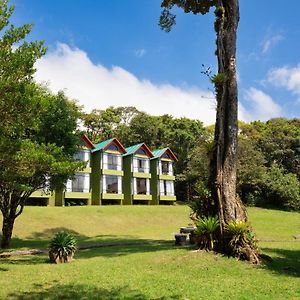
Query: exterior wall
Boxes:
[
  {"xmin": 123, "ymin": 155, "xmax": 133, "ymax": 205},
  {"xmin": 150, "ymin": 159, "xmax": 159, "ymax": 205},
  {"xmin": 91, "ymin": 151, "xmax": 101, "ymax": 205},
  {"xmin": 54, "ymin": 190, "xmax": 64, "ymax": 206}
]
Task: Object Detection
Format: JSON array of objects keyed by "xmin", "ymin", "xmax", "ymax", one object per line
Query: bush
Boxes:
[
  {"xmin": 261, "ymin": 165, "xmax": 300, "ymax": 210},
  {"xmin": 49, "ymin": 231, "xmax": 77, "ymax": 263}
]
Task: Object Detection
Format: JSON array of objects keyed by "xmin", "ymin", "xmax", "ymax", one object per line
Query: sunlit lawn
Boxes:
[{"xmin": 0, "ymin": 206, "xmax": 299, "ymax": 299}]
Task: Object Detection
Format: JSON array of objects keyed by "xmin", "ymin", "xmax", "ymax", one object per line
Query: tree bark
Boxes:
[
  {"xmin": 0, "ymin": 190, "xmax": 26, "ymax": 249},
  {"xmin": 210, "ymin": 0, "xmax": 247, "ymax": 232},
  {"xmin": 1, "ymin": 215, "xmax": 15, "ymax": 248}
]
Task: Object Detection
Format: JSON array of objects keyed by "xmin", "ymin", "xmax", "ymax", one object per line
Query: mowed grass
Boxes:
[{"xmin": 0, "ymin": 206, "xmax": 299, "ymax": 300}]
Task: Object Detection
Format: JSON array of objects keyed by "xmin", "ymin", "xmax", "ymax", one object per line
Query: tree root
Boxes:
[{"xmin": 240, "ymin": 244, "xmax": 262, "ymax": 264}]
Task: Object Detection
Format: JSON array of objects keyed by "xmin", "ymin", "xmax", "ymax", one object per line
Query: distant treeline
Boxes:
[{"xmin": 81, "ymin": 107, "xmax": 300, "ymax": 211}]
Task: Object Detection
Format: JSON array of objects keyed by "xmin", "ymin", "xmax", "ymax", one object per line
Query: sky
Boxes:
[{"xmin": 10, "ymin": 0, "xmax": 300, "ymax": 125}]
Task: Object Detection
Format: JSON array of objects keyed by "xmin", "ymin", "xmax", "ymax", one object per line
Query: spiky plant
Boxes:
[
  {"xmin": 225, "ymin": 221, "xmax": 259, "ymax": 262},
  {"xmin": 195, "ymin": 216, "xmax": 220, "ymax": 251},
  {"xmin": 49, "ymin": 231, "xmax": 77, "ymax": 263}
]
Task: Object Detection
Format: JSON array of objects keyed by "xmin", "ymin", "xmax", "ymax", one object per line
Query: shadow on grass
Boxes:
[
  {"xmin": 1, "ymin": 240, "xmax": 192, "ymax": 266},
  {"xmin": 1, "ymin": 255, "xmax": 49, "ymax": 265},
  {"xmin": 5, "ymin": 227, "xmax": 82, "ymax": 250},
  {"xmin": 8, "ymin": 283, "xmax": 181, "ymax": 300},
  {"xmin": 5, "ymin": 227, "xmax": 194, "ymax": 258},
  {"xmin": 261, "ymin": 247, "xmax": 300, "ymax": 277},
  {"xmin": 77, "ymin": 240, "xmax": 182, "ymax": 259},
  {"xmin": 8, "ymin": 227, "xmax": 132, "ymax": 250},
  {"xmin": 30, "ymin": 227, "xmax": 83, "ymax": 239}
]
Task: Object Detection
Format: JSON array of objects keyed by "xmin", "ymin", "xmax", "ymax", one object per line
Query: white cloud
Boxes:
[
  {"xmin": 134, "ymin": 48, "xmax": 146, "ymax": 58},
  {"xmin": 34, "ymin": 43, "xmax": 220, "ymax": 124},
  {"xmin": 267, "ymin": 65, "xmax": 300, "ymax": 101},
  {"xmin": 261, "ymin": 34, "xmax": 284, "ymax": 54},
  {"xmin": 244, "ymin": 87, "xmax": 283, "ymax": 121}
]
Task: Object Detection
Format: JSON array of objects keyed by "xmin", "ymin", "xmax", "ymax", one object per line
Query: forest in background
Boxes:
[{"xmin": 81, "ymin": 107, "xmax": 300, "ymax": 211}]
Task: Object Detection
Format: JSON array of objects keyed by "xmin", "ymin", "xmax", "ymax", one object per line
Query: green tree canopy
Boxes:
[{"xmin": 0, "ymin": 1, "xmax": 83, "ymax": 248}]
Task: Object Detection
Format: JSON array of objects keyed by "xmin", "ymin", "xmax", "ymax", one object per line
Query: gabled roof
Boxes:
[
  {"xmin": 91, "ymin": 138, "xmax": 126, "ymax": 154},
  {"xmin": 151, "ymin": 147, "xmax": 178, "ymax": 162},
  {"xmin": 81, "ymin": 134, "xmax": 95, "ymax": 149},
  {"xmin": 123, "ymin": 143, "xmax": 153, "ymax": 158}
]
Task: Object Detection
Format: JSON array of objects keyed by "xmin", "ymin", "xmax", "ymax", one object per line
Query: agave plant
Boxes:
[
  {"xmin": 49, "ymin": 231, "xmax": 77, "ymax": 264},
  {"xmin": 195, "ymin": 216, "xmax": 220, "ymax": 251}
]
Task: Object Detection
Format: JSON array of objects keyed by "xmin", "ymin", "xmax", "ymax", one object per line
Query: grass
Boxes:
[{"xmin": 0, "ymin": 206, "xmax": 299, "ymax": 299}]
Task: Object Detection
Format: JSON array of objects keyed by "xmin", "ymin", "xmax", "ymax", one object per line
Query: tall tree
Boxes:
[
  {"xmin": 160, "ymin": 0, "xmax": 259, "ymax": 261},
  {"xmin": 0, "ymin": 1, "xmax": 82, "ymax": 248}
]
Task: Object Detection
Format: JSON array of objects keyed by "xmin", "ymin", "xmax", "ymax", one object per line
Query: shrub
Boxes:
[
  {"xmin": 260, "ymin": 165, "xmax": 300, "ymax": 211},
  {"xmin": 49, "ymin": 231, "xmax": 77, "ymax": 263},
  {"xmin": 195, "ymin": 216, "xmax": 220, "ymax": 251}
]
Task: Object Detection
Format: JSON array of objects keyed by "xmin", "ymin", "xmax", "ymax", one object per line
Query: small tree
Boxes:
[{"xmin": 0, "ymin": 1, "xmax": 83, "ymax": 248}]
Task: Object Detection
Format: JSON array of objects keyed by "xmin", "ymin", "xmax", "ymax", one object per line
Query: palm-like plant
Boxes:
[
  {"xmin": 195, "ymin": 216, "xmax": 220, "ymax": 251},
  {"xmin": 49, "ymin": 231, "xmax": 77, "ymax": 263}
]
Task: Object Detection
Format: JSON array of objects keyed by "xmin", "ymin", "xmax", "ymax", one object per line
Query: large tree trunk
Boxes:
[
  {"xmin": 210, "ymin": 0, "xmax": 247, "ymax": 233},
  {"xmin": 1, "ymin": 215, "xmax": 15, "ymax": 248}
]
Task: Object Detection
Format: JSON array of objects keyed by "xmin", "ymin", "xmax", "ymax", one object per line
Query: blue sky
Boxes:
[{"xmin": 11, "ymin": 0, "xmax": 300, "ymax": 124}]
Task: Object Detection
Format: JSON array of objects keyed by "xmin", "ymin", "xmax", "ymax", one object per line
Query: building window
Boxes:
[
  {"xmin": 161, "ymin": 161, "xmax": 169, "ymax": 175},
  {"xmin": 74, "ymin": 150, "xmax": 90, "ymax": 167},
  {"xmin": 103, "ymin": 153, "xmax": 122, "ymax": 170},
  {"xmin": 108, "ymin": 154, "xmax": 118, "ymax": 170},
  {"xmin": 162, "ymin": 152, "xmax": 171, "ymax": 159},
  {"xmin": 107, "ymin": 143, "xmax": 119, "ymax": 151},
  {"xmin": 103, "ymin": 175, "xmax": 122, "ymax": 194},
  {"xmin": 133, "ymin": 178, "xmax": 150, "ymax": 195},
  {"xmin": 136, "ymin": 148, "xmax": 147, "ymax": 155},
  {"xmin": 159, "ymin": 180, "xmax": 174, "ymax": 196},
  {"xmin": 133, "ymin": 157, "xmax": 149, "ymax": 173},
  {"xmin": 136, "ymin": 178, "xmax": 147, "ymax": 194},
  {"xmin": 66, "ymin": 173, "xmax": 90, "ymax": 193}
]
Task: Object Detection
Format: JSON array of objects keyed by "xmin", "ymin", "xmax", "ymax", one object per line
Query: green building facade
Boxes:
[
  {"xmin": 90, "ymin": 138, "xmax": 126, "ymax": 205},
  {"xmin": 27, "ymin": 136, "xmax": 178, "ymax": 206}
]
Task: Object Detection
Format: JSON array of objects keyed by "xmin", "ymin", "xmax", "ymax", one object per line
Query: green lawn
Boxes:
[{"xmin": 0, "ymin": 206, "xmax": 299, "ymax": 300}]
